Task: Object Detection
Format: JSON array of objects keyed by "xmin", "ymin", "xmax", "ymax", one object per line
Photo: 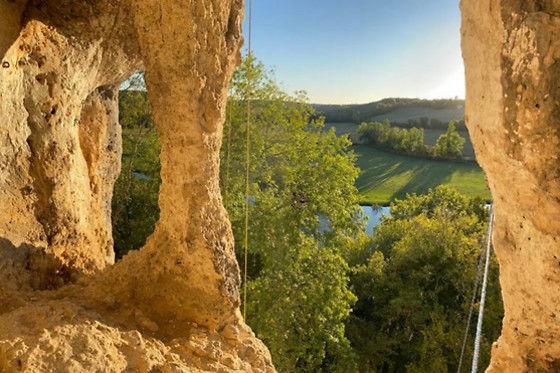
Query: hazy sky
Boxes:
[{"xmin": 244, "ymin": 0, "xmax": 465, "ymax": 104}]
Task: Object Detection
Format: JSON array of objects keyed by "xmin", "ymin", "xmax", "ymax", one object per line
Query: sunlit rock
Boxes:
[
  {"xmin": 0, "ymin": 0, "xmax": 274, "ymax": 371},
  {"xmin": 462, "ymin": 0, "xmax": 560, "ymax": 371}
]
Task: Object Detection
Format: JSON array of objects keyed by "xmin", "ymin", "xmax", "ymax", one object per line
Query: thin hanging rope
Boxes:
[
  {"xmin": 457, "ymin": 210, "xmax": 491, "ymax": 373},
  {"xmin": 471, "ymin": 205, "xmax": 495, "ymax": 373},
  {"xmin": 242, "ymin": 0, "xmax": 253, "ymax": 321},
  {"xmin": 223, "ymin": 101, "xmax": 233, "ymax": 200}
]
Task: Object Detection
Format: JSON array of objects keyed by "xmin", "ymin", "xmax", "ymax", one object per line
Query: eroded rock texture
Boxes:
[
  {"xmin": 0, "ymin": 0, "xmax": 274, "ymax": 371},
  {"xmin": 462, "ymin": 0, "xmax": 560, "ymax": 371}
]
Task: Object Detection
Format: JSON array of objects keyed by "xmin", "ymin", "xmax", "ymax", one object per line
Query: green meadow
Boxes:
[{"xmin": 353, "ymin": 145, "xmax": 490, "ymax": 205}]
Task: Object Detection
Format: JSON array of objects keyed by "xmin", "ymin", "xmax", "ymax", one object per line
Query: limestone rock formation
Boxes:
[
  {"xmin": 0, "ymin": 0, "xmax": 274, "ymax": 371},
  {"xmin": 462, "ymin": 0, "xmax": 560, "ymax": 371},
  {"xmin": 6, "ymin": 0, "xmax": 559, "ymax": 370}
]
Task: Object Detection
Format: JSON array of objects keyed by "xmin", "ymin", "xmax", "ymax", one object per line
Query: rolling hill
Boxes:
[
  {"xmin": 315, "ymin": 97, "xmax": 474, "ymax": 158},
  {"xmin": 313, "ymin": 97, "xmax": 464, "ymax": 125}
]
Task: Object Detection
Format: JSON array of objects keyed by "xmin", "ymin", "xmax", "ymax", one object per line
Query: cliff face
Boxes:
[
  {"xmin": 462, "ymin": 0, "xmax": 560, "ymax": 371},
  {"xmin": 0, "ymin": 0, "xmax": 274, "ymax": 371}
]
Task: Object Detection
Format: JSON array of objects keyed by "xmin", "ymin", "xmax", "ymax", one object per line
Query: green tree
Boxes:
[
  {"xmin": 432, "ymin": 121, "xmax": 466, "ymax": 160},
  {"xmin": 406, "ymin": 127, "xmax": 429, "ymax": 155},
  {"xmin": 112, "ymin": 75, "xmax": 161, "ymax": 259},
  {"xmin": 221, "ymin": 54, "xmax": 364, "ymax": 372},
  {"xmin": 358, "ymin": 120, "xmax": 390, "ymax": 146},
  {"xmin": 347, "ymin": 186, "xmax": 503, "ymax": 372}
]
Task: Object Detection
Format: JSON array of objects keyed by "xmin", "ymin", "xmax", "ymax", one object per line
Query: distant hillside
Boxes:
[
  {"xmin": 318, "ymin": 98, "xmax": 474, "ymax": 159},
  {"xmin": 313, "ymin": 98, "xmax": 464, "ymax": 126}
]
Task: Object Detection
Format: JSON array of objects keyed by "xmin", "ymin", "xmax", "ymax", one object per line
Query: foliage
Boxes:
[
  {"xmin": 347, "ymin": 186, "xmax": 503, "ymax": 372},
  {"xmin": 357, "ymin": 120, "xmax": 466, "ymax": 160},
  {"xmin": 248, "ymin": 238, "xmax": 356, "ymax": 372},
  {"xmin": 432, "ymin": 121, "xmax": 467, "ymax": 160},
  {"xmin": 221, "ymin": 54, "xmax": 364, "ymax": 372},
  {"xmin": 112, "ymin": 75, "xmax": 161, "ymax": 259},
  {"xmin": 357, "ymin": 120, "xmax": 430, "ymax": 157}
]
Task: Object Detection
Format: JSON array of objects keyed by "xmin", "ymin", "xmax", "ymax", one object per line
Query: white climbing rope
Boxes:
[
  {"xmin": 457, "ymin": 229, "xmax": 487, "ymax": 373},
  {"xmin": 471, "ymin": 205, "xmax": 494, "ymax": 373}
]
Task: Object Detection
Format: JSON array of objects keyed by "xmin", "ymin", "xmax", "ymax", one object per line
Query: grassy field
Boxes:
[
  {"xmin": 325, "ymin": 122, "xmax": 358, "ymax": 136},
  {"xmin": 353, "ymin": 145, "xmax": 490, "ymax": 205},
  {"xmin": 369, "ymin": 105, "xmax": 463, "ymax": 124}
]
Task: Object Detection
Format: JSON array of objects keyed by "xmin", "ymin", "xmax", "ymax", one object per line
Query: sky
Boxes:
[{"xmin": 243, "ymin": 0, "xmax": 465, "ymax": 104}]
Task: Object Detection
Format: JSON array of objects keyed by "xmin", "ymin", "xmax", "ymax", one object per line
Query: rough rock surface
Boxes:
[
  {"xmin": 0, "ymin": 0, "xmax": 274, "ymax": 371},
  {"xmin": 462, "ymin": 0, "xmax": 560, "ymax": 371}
]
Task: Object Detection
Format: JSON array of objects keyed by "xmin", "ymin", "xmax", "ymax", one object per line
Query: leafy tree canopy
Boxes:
[
  {"xmin": 432, "ymin": 121, "xmax": 466, "ymax": 160},
  {"xmin": 347, "ymin": 186, "xmax": 502, "ymax": 373},
  {"xmin": 222, "ymin": 54, "xmax": 365, "ymax": 372}
]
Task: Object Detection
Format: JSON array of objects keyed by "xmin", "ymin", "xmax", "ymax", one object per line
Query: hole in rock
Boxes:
[{"xmin": 111, "ymin": 73, "xmax": 160, "ymax": 260}]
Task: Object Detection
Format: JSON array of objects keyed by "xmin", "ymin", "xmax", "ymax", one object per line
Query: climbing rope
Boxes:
[
  {"xmin": 470, "ymin": 205, "xmax": 495, "ymax": 373},
  {"xmin": 456, "ymin": 225, "xmax": 487, "ymax": 373},
  {"xmin": 223, "ymin": 100, "xmax": 233, "ymax": 199},
  {"xmin": 242, "ymin": 0, "xmax": 253, "ymax": 320}
]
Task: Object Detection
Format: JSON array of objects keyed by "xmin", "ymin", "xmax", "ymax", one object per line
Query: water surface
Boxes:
[{"xmin": 360, "ymin": 205, "xmax": 391, "ymax": 235}]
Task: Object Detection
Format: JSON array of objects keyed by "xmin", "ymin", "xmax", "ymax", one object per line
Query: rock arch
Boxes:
[{"xmin": 0, "ymin": 0, "xmax": 273, "ymax": 371}]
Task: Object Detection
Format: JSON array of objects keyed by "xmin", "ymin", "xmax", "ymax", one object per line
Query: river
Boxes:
[{"xmin": 361, "ymin": 205, "xmax": 391, "ymax": 235}]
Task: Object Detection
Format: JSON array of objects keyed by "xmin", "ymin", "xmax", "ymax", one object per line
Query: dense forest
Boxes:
[{"xmin": 113, "ymin": 57, "xmax": 502, "ymax": 372}]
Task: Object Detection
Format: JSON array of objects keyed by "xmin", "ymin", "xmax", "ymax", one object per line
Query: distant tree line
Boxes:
[
  {"xmin": 404, "ymin": 117, "xmax": 466, "ymax": 131},
  {"xmin": 357, "ymin": 120, "xmax": 466, "ymax": 160},
  {"xmin": 313, "ymin": 97, "xmax": 464, "ymax": 124}
]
